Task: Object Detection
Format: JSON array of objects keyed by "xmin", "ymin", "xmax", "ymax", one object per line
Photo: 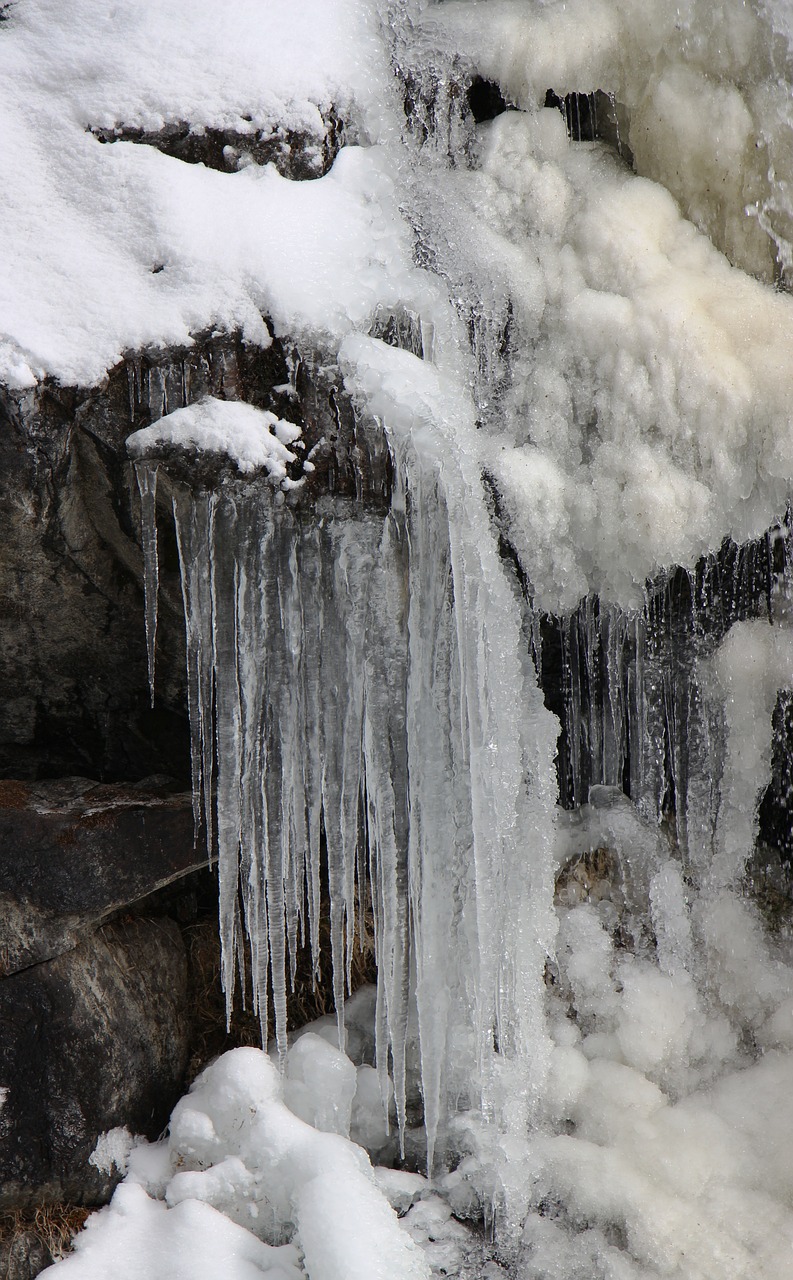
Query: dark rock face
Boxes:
[
  {"xmin": 0, "ymin": 1224, "xmax": 58, "ymax": 1280},
  {"xmin": 0, "ymin": 376, "xmax": 185, "ymax": 784},
  {"xmin": 0, "ymin": 916, "xmax": 189, "ymax": 1209},
  {"xmin": 0, "ymin": 781, "xmax": 200, "ymax": 1210},
  {"xmin": 0, "ymin": 325, "xmax": 394, "ymax": 785},
  {"xmin": 0, "ymin": 778, "xmax": 201, "ymax": 976}
]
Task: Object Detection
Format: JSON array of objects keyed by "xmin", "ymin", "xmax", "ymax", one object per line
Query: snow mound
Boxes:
[
  {"xmin": 127, "ymin": 397, "xmax": 305, "ymax": 483},
  {"xmin": 43, "ymin": 1046, "xmax": 430, "ymax": 1280}
]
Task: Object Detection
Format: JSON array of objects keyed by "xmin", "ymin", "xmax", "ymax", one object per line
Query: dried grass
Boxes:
[{"xmin": 0, "ymin": 1203, "xmax": 91, "ymax": 1268}]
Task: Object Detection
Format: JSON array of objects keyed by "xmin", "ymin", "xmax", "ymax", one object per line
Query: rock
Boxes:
[
  {"xmin": 0, "ymin": 378, "xmax": 188, "ymax": 783},
  {"xmin": 0, "ymin": 1226, "xmax": 53, "ymax": 1280},
  {"xmin": 0, "ymin": 917, "xmax": 189, "ymax": 1209},
  {"xmin": 554, "ymin": 845, "xmax": 623, "ymax": 911},
  {"xmin": 0, "ymin": 325, "xmax": 396, "ymax": 785},
  {"xmin": 0, "ymin": 778, "xmax": 202, "ymax": 976},
  {"xmin": 88, "ymin": 111, "xmax": 344, "ymax": 181},
  {"xmin": 0, "ymin": 1205, "xmax": 91, "ymax": 1280}
]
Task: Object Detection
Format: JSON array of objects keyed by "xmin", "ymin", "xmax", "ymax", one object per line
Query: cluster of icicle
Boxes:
[
  {"xmin": 133, "ymin": 407, "xmax": 558, "ymax": 1171},
  {"xmin": 551, "ymin": 515, "xmax": 793, "ymax": 873}
]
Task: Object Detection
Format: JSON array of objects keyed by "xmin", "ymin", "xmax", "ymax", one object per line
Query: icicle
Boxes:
[
  {"xmin": 297, "ymin": 523, "xmax": 323, "ymax": 983},
  {"xmin": 157, "ymin": 341, "xmax": 559, "ymax": 1187},
  {"xmin": 134, "ymin": 461, "xmax": 159, "ymax": 707},
  {"xmin": 404, "ymin": 458, "xmax": 471, "ymax": 1173},
  {"xmin": 209, "ymin": 490, "xmax": 244, "ymax": 1022},
  {"xmin": 173, "ymin": 488, "xmax": 208, "ymax": 842},
  {"xmin": 363, "ymin": 505, "xmax": 411, "ymax": 1139}
]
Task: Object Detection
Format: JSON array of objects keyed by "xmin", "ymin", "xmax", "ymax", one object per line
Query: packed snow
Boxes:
[
  {"xmin": 43, "ymin": 1021, "xmax": 433, "ymax": 1280},
  {"xmin": 127, "ymin": 399, "xmax": 306, "ymax": 482},
  {"xmin": 0, "ymin": 0, "xmax": 432, "ymax": 388}
]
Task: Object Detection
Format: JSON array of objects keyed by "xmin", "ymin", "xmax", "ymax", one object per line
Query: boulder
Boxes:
[
  {"xmin": 0, "ymin": 917, "xmax": 189, "ymax": 1209},
  {"xmin": 0, "ymin": 778, "xmax": 201, "ymax": 976}
]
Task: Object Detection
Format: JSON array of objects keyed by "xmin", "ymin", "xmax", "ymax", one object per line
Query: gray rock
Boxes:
[
  {"xmin": 88, "ymin": 112, "xmax": 344, "ymax": 181},
  {"xmin": 0, "ymin": 778, "xmax": 202, "ymax": 976},
  {"xmin": 0, "ymin": 1225, "xmax": 57, "ymax": 1280},
  {"xmin": 0, "ymin": 917, "xmax": 189, "ymax": 1209}
]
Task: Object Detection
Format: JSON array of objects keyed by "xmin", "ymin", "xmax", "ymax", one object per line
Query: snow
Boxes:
[
  {"xmin": 283, "ymin": 1034, "xmax": 358, "ymax": 1138},
  {"xmin": 0, "ymin": 0, "xmax": 429, "ymax": 389},
  {"xmin": 41, "ymin": 1183, "xmax": 305, "ymax": 1280},
  {"xmin": 6, "ymin": 0, "xmax": 391, "ymax": 141},
  {"xmin": 43, "ymin": 1045, "xmax": 429, "ymax": 1280},
  {"xmin": 127, "ymin": 399, "xmax": 306, "ymax": 482}
]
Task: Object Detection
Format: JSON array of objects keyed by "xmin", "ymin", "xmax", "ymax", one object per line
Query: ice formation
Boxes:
[
  {"xmin": 128, "ymin": 342, "xmax": 559, "ymax": 1174},
  {"xmin": 22, "ymin": 0, "xmax": 793, "ymax": 1276}
]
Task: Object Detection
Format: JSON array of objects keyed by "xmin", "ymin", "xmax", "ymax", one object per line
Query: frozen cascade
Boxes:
[
  {"xmin": 547, "ymin": 516, "xmax": 793, "ymax": 881},
  {"xmin": 134, "ymin": 345, "xmax": 559, "ymax": 1179},
  {"xmin": 133, "ymin": 462, "xmax": 160, "ymax": 708},
  {"xmin": 107, "ymin": 0, "xmax": 793, "ymax": 1275}
]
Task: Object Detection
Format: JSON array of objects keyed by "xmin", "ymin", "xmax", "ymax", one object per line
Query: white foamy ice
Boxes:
[
  {"xmin": 419, "ymin": 0, "xmax": 789, "ymax": 281},
  {"xmin": 401, "ymin": 0, "xmax": 793, "ymax": 609},
  {"xmin": 429, "ymin": 99, "xmax": 793, "ymax": 608},
  {"xmin": 127, "ymin": 397, "xmax": 306, "ymax": 485},
  {"xmin": 525, "ymin": 1019, "xmax": 793, "ymax": 1278},
  {"xmin": 43, "ymin": 1045, "xmax": 429, "ymax": 1280},
  {"xmin": 711, "ymin": 619, "xmax": 793, "ymax": 888}
]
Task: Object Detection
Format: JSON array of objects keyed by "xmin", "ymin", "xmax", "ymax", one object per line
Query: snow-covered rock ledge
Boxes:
[{"xmin": 127, "ymin": 398, "xmax": 313, "ymax": 491}]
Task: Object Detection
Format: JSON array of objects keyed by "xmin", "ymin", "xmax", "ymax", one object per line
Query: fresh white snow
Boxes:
[{"xmin": 127, "ymin": 399, "xmax": 306, "ymax": 482}]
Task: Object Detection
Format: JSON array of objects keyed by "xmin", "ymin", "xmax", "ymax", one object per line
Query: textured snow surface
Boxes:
[
  {"xmin": 42, "ymin": 1043, "xmax": 430, "ymax": 1280},
  {"xmin": 0, "ymin": 0, "xmax": 426, "ymax": 389},
  {"xmin": 127, "ymin": 398, "xmax": 306, "ymax": 482}
]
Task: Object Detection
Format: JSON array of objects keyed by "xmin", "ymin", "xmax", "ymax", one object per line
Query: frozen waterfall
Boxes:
[
  {"xmin": 131, "ymin": 339, "xmax": 560, "ymax": 1179},
  {"xmin": 46, "ymin": 0, "xmax": 793, "ymax": 1276}
]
